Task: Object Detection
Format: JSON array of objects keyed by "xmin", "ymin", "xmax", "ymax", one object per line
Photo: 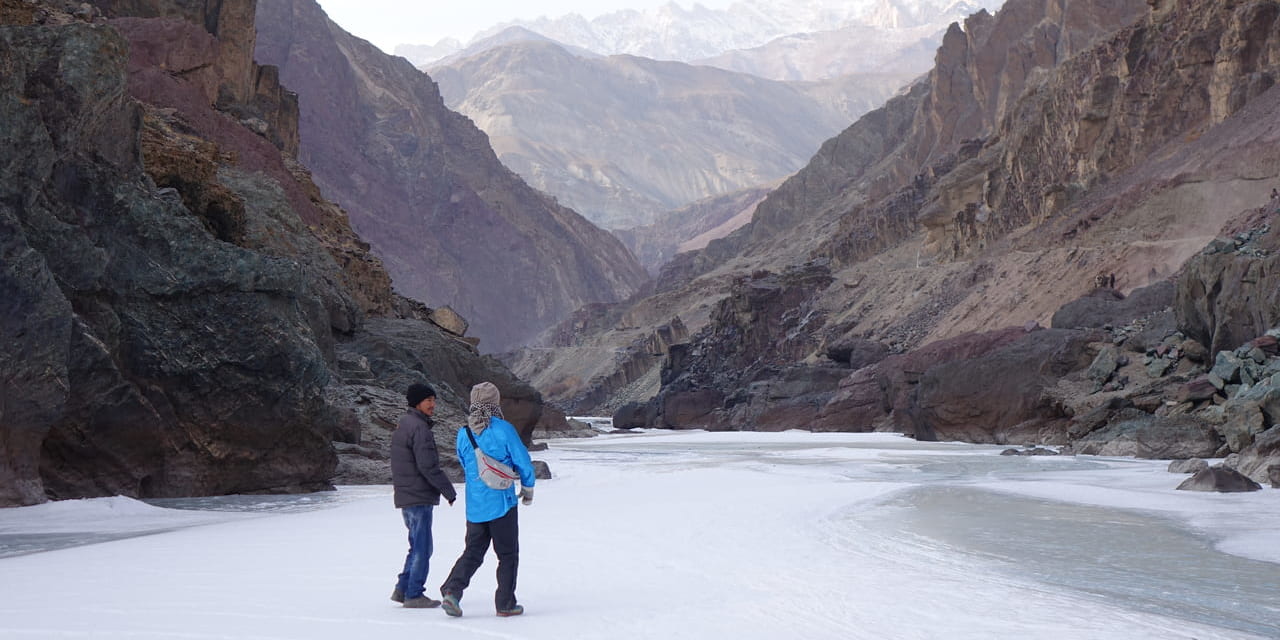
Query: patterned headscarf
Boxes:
[{"xmin": 467, "ymin": 381, "xmax": 503, "ymax": 435}]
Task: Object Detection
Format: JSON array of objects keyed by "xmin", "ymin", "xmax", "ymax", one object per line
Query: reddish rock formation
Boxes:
[
  {"xmin": 813, "ymin": 326, "xmax": 1033, "ymax": 433},
  {"xmin": 911, "ymin": 329, "xmax": 1100, "ymax": 443},
  {"xmin": 93, "ymin": 0, "xmax": 257, "ymax": 106},
  {"xmin": 109, "ymin": 14, "xmax": 392, "ymax": 319}
]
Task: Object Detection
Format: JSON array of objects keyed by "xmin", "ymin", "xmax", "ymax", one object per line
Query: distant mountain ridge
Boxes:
[
  {"xmin": 399, "ymin": 0, "xmax": 1001, "ymax": 73},
  {"xmin": 408, "ymin": 0, "xmax": 1001, "ymax": 250},
  {"xmin": 429, "ymin": 36, "xmax": 914, "ymax": 230},
  {"xmin": 424, "ymin": 26, "xmax": 602, "ymax": 69},
  {"xmin": 394, "ymin": 37, "xmax": 463, "ymax": 64},
  {"xmin": 693, "ymin": 21, "xmax": 943, "ymax": 81}
]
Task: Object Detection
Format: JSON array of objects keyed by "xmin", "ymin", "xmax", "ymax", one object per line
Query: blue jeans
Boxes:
[{"xmin": 395, "ymin": 504, "xmax": 434, "ymax": 599}]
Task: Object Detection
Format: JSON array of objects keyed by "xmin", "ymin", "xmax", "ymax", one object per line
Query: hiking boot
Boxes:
[
  {"xmin": 441, "ymin": 592, "xmax": 462, "ymax": 617},
  {"xmin": 403, "ymin": 595, "xmax": 441, "ymax": 608},
  {"xmin": 390, "ymin": 589, "xmax": 404, "ymax": 604},
  {"xmin": 496, "ymin": 605, "xmax": 524, "ymax": 617}
]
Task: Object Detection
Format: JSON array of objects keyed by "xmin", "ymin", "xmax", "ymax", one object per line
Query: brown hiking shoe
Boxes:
[
  {"xmin": 403, "ymin": 595, "xmax": 441, "ymax": 608},
  {"xmin": 390, "ymin": 589, "xmax": 405, "ymax": 603},
  {"xmin": 496, "ymin": 605, "xmax": 524, "ymax": 617}
]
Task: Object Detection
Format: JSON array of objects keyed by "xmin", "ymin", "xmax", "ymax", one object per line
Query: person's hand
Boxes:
[{"xmin": 519, "ymin": 487, "xmax": 533, "ymax": 506}]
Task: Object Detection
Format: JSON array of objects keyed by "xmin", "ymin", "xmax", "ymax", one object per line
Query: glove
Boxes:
[{"xmin": 519, "ymin": 486, "xmax": 534, "ymax": 506}]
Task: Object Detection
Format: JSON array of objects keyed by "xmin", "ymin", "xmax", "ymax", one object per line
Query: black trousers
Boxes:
[{"xmin": 441, "ymin": 506, "xmax": 520, "ymax": 609}]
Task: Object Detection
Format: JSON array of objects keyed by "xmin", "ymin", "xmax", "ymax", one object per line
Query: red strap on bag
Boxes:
[{"xmin": 480, "ymin": 455, "xmax": 518, "ymax": 480}]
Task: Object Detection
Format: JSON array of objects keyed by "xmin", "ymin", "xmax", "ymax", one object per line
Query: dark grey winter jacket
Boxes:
[{"xmin": 390, "ymin": 409, "xmax": 458, "ymax": 508}]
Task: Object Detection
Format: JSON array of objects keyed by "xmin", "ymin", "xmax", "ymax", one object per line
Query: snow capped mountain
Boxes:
[
  {"xmin": 397, "ymin": 0, "xmax": 1002, "ymax": 66},
  {"xmin": 473, "ymin": 0, "xmax": 836, "ymax": 61},
  {"xmin": 862, "ymin": 0, "xmax": 992, "ymax": 29},
  {"xmin": 695, "ymin": 22, "xmax": 943, "ymax": 81},
  {"xmin": 393, "ymin": 37, "xmax": 463, "ymax": 65}
]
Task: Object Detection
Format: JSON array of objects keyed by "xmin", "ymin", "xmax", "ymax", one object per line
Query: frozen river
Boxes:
[
  {"xmin": 1, "ymin": 430, "xmax": 1277, "ymax": 639},
  {"xmin": 546, "ymin": 432, "xmax": 1280, "ymax": 638}
]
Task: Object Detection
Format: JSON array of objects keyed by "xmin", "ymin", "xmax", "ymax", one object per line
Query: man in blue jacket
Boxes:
[
  {"xmin": 390, "ymin": 383, "xmax": 457, "ymax": 608},
  {"xmin": 439, "ymin": 382, "xmax": 536, "ymax": 618}
]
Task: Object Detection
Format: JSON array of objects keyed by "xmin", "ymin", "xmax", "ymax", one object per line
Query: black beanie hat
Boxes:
[{"xmin": 406, "ymin": 383, "xmax": 436, "ymax": 407}]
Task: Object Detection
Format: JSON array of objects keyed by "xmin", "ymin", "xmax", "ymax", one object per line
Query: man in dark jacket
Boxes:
[{"xmin": 390, "ymin": 383, "xmax": 458, "ymax": 608}]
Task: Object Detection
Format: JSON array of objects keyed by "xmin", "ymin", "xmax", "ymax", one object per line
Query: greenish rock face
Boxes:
[
  {"xmin": 1087, "ymin": 345, "xmax": 1120, "ymax": 383},
  {"xmin": 1211, "ymin": 351, "xmax": 1244, "ymax": 383},
  {"xmin": 0, "ymin": 23, "xmax": 348, "ymax": 505},
  {"xmin": 1145, "ymin": 357, "xmax": 1173, "ymax": 378},
  {"xmin": 0, "ymin": 24, "xmax": 130, "ymax": 506}
]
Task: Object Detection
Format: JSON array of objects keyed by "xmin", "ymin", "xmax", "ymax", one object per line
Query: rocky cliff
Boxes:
[
  {"xmin": 612, "ymin": 0, "xmax": 1280, "ymax": 484},
  {"xmin": 537, "ymin": 0, "xmax": 1153, "ymax": 412},
  {"xmin": 512, "ymin": 0, "xmax": 1280, "ymax": 485},
  {"xmin": 704, "ymin": 0, "xmax": 1156, "ymax": 269},
  {"xmin": 1, "ymin": 0, "xmax": 559, "ymax": 507},
  {"xmin": 0, "ymin": 13, "xmax": 342, "ymax": 505},
  {"xmin": 253, "ymin": 0, "xmax": 650, "ymax": 352}
]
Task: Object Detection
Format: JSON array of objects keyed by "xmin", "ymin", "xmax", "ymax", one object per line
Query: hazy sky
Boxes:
[{"xmin": 314, "ymin": 0, "xmax": 738, "ymax": 53}]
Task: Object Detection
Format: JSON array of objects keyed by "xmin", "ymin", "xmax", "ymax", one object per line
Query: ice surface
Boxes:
[
  {"xmin": 0, "ymin": 431, "xmax": 1275, "ymax": 639},
  {"xmin": 859, "ymin": 486, "xmax": 1280, "ymax": 637}
]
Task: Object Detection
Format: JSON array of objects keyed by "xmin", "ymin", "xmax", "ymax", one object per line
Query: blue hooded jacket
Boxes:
[{"xmin": 456, "ymin": 416, "xmax": 536, "ymax": 523}]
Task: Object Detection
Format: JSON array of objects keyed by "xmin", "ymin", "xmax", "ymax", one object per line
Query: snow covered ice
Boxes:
[{"xmin": 2, "ymin": 430, "xmax": 1278, "ymax": 639}]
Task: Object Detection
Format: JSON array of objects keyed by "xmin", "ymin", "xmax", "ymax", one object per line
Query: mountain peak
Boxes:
[{"xmin": 396, "ymin": 0, "xmax": 1005, "ymax": 68}]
